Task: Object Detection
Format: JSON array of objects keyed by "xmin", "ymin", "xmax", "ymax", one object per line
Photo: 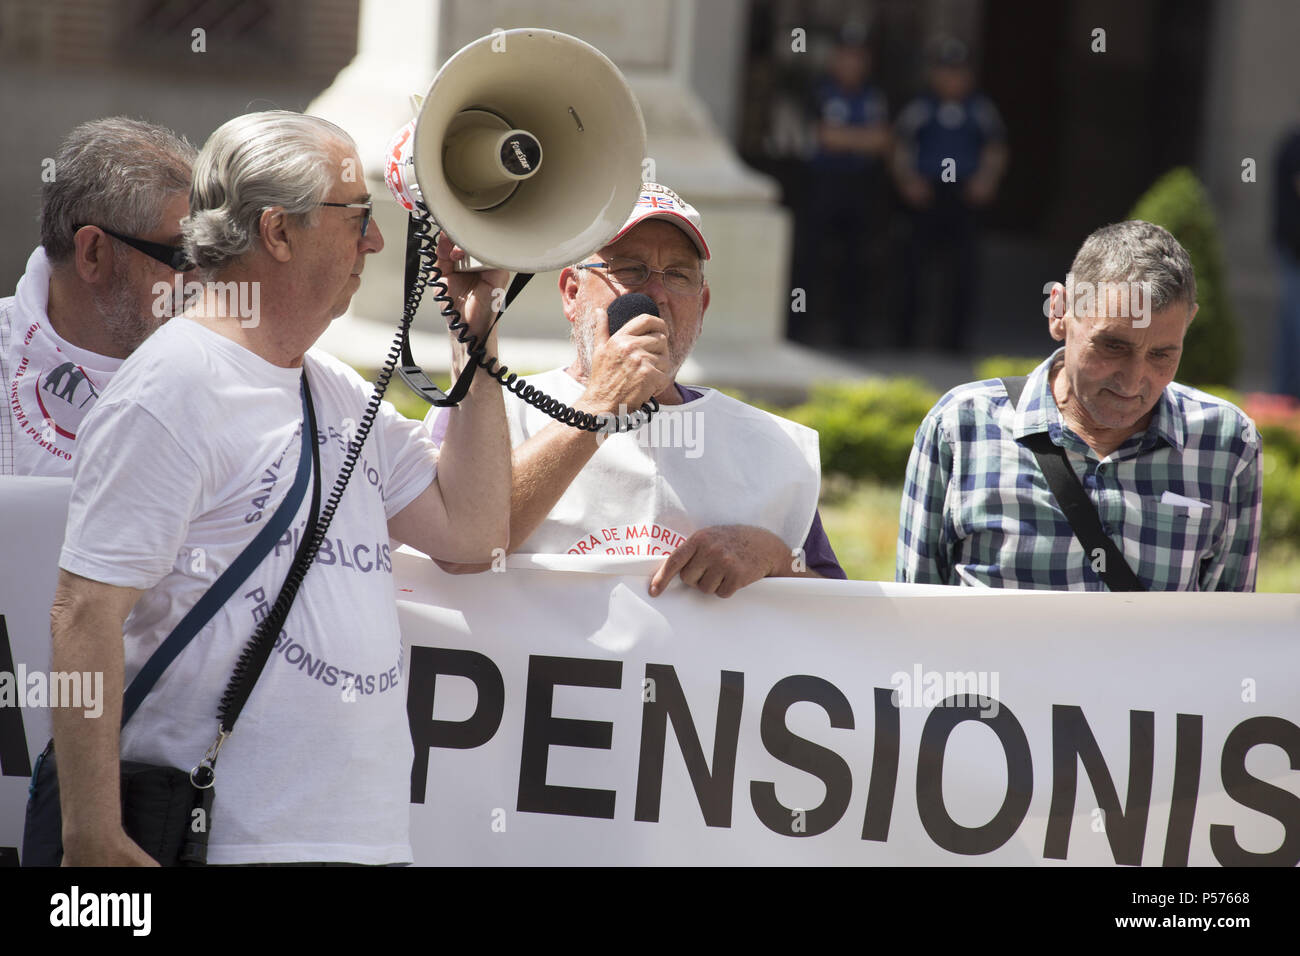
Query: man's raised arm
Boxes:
[{"xmin": 389, "ymin": 236, "xmax": 512, "ymax": 564}]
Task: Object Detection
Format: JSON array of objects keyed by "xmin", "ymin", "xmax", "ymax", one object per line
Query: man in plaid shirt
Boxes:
[{"xmin": 897, "ymin": 220, "xmax": 1262, "ymax": 590}]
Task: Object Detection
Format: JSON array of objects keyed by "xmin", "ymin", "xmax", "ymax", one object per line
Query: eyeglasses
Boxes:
[
  {"xmin": 319, "ymin": 200, "xmax": 372, "ymax": 237},
  {"xmin": 575, "ymin": 257, "xmax": 704, "ymax": 295},
  {"xmin": 77, "ymin": 225, "xmax": 192, "ymax": 271}
]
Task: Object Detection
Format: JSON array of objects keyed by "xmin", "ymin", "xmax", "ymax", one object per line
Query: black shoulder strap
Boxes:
[
  {"xmin": 215, "ymin": 373, "xmax": 323, "ymax": 732},
  {"xmin": 121, "ymin": 374, "xmax": 320, "ymax": 725},
  {"xmin": 1001, "ymin": 376, "xmax": 1146, "ymax": 592}
]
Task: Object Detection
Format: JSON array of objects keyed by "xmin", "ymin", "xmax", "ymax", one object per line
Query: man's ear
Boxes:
[
  {"xmin": 72, "ymin": 227, "xmax": 113, "ymax": 285},
  {"xmin": 1047, "ymin": 281, "xmax": 1068, "ymax": 341},
  {"xmin": 700, "ymin": 280, "xmax": 710, "ymax": 316},
  {"xmin": 1186, "ymin": 302, "xmax": 1199, "ymax": 325},
  {"xmin": 260, "ymin": 207, "xmax": 292, "ymax": 263},
  {"xmin": 559, "ymin": 266, "xmax": 581, "ymax": 325}
]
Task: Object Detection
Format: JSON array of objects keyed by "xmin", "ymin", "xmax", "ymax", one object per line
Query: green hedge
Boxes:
[
  {"xmin": 1262, "ymin": 451, "xmax": 1300, "ymax": 545},
  {"xmin": 783, "ymin": 379, "xmax": 940, "ymax": 484}
]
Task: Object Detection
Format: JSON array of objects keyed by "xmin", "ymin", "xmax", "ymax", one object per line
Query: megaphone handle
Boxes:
[
  {"xmin": 392, "ymin": 211, "xmax": 476, "ymax": 405},
  {"xmin": 403, "ymin": 266, "xmax": 529, "ymax": 408}
]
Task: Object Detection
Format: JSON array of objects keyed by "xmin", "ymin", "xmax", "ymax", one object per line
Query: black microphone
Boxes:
[{"xmin": 606, "ymin": 292, "xmax": 658, "ymax": 335}]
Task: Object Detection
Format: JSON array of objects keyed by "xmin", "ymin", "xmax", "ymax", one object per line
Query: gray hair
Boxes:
[
  {"xmin": 184, "ymin": 111, "xmax": 355, "ymax": 270},
  {"xmin": 1066, "ymin": 220, "xmax": 1197, "ymax": 314},
  {"xmin": 40, "ymin": 117, "xmax": 196, "ymax": 264}
]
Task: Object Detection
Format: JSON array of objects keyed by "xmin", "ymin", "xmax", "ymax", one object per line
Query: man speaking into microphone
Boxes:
[{"xmin": 429, "ymin": 182, "xmax": 844, "ymax": 596}]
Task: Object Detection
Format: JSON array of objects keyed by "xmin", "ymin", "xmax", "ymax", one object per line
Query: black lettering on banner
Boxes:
[
  {"xmin": 916, "ymin": 696, "xmax": 1031, "ymax": 855},
  {"xmin": 1209, "ymin": 716, "xmax": 1300, "ymax": 866},
  {"xmin": 1043, "ymin": 706, "xmax": 1154, "ymax": 865},
  {"xmin": 1162, "ymin": 712, "xmax": 1203, "ymax": 867},
  {"xmin": 750, "ymin": 675, "xmax": 854, "ymax": 837},
  {"xmin": 861, "ymin": 686, "xmax": 901, "ymax": 841},
  {"xmin": 517, "ymin": 655, "xmax": 621, "ymax": 819},
  {"xmin": 0, "ymin": 616, "xmax": 33, "ymax": 778},
  {"xmin": 634, "ymin": 664, "xmax": 743, "ymax": 827},
  {"xmin": 406, "ymin": 647, "xmax": 504, "ymax": 804}
]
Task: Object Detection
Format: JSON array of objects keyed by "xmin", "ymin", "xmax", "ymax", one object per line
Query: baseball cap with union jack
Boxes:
[{"xmin": 609, "ymin": 182, "xmax": 711, "ymax": 260}]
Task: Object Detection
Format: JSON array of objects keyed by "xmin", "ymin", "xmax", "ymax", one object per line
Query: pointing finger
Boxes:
[{"xmin": 649, "ymin": 538, "xmax": 696, "ymax": 597}]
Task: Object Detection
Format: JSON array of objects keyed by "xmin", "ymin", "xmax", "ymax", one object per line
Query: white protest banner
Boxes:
[
  {"xmin": 2, "ymin": 478, "xmax": 1297, "ymax": 866},
  {"xmin": 394, "ymin": 551, "xmax": 1299, "ymax": 866},
  {"xmin": 0, "ymin": 478, "xmax": 68, "ymax": 866}
]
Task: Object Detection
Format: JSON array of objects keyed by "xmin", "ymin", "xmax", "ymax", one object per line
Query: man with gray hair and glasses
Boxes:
[
  {"xmin": 49, "ymin": 110, "xmax": 510, "ymax": 865},
  {"xmin": 1, "ymin": 117, "xmax": 196, "ymax": 475},
  {"xmin": 898, "ymin": 219, "xmax": 1262, "ymax": 590}
]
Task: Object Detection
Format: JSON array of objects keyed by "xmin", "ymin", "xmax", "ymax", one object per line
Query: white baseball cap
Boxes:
[{"xmin": 608, "ymin": 182, "xmax": 711, "ymax": 260}]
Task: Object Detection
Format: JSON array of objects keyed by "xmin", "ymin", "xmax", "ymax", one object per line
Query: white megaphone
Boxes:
[{"xmin": 385, "ymin": 28, "xmax": 647, "ymax": 273}]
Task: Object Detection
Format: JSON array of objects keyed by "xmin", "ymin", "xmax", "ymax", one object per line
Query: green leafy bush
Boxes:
[
  {"xmin": 785, "ymin": 379, "xmax": 939, "ymax": 483},
  {"xmin": 1262, "ymin": 423, "xmax": 1300, "ymax": 467},
  {"xmin": 1261, "ymin": 451, "xmax": 1300, "ymax": 547},
  {"xmin": 1128, "ymin": 168, "xmax": 1240, "ymax": 387}
]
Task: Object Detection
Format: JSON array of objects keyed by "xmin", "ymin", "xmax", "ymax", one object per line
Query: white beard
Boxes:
[{"xmin": 571, "ymin": 302, "xmax": 697, "ymax": 382}]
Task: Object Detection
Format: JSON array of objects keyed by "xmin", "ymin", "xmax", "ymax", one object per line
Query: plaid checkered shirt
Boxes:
[{"xmin": 897, "ymin": 348, "xmax": 1262, "ymax": 590}]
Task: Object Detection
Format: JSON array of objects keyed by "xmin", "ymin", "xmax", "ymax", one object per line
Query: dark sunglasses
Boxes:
[
  {"xmin": 319, "ymin": 200, "xmax": 372, "ymax": 237},
  {"xmin": 77, "ymin": 224, "xmax": 193, "ymax": 271}
]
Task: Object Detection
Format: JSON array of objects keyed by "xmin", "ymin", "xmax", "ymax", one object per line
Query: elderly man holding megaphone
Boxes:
[{"xmin": 35, "ymin": 110, "xmax": 510, "ymax": 867}]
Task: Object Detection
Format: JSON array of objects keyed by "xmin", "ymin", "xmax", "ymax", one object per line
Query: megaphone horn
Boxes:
[{"xmin": 385, "ymin": 28, "xmax": 647, "ymax": 274}]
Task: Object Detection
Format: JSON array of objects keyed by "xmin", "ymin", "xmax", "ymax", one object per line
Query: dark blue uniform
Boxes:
[
  {"xmin": 895, "ymin": 91, "xmax": 1005, "ymax": 352},
  {"xmin": 793, "ymin": 79, "xmax": 889, "ymax": 348}
]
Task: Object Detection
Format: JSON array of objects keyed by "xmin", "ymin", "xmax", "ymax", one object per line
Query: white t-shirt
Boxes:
[
  {"xmin": 433, "ymin": 367, "xmax": 821, "ymax": 557},
  {"xmin": 60, "ymin": 316, "xmax": 438, "ymax": 864},
  {"xmin": 1, "ymin": 247, "xmax": 123, "ymax": 476}
]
